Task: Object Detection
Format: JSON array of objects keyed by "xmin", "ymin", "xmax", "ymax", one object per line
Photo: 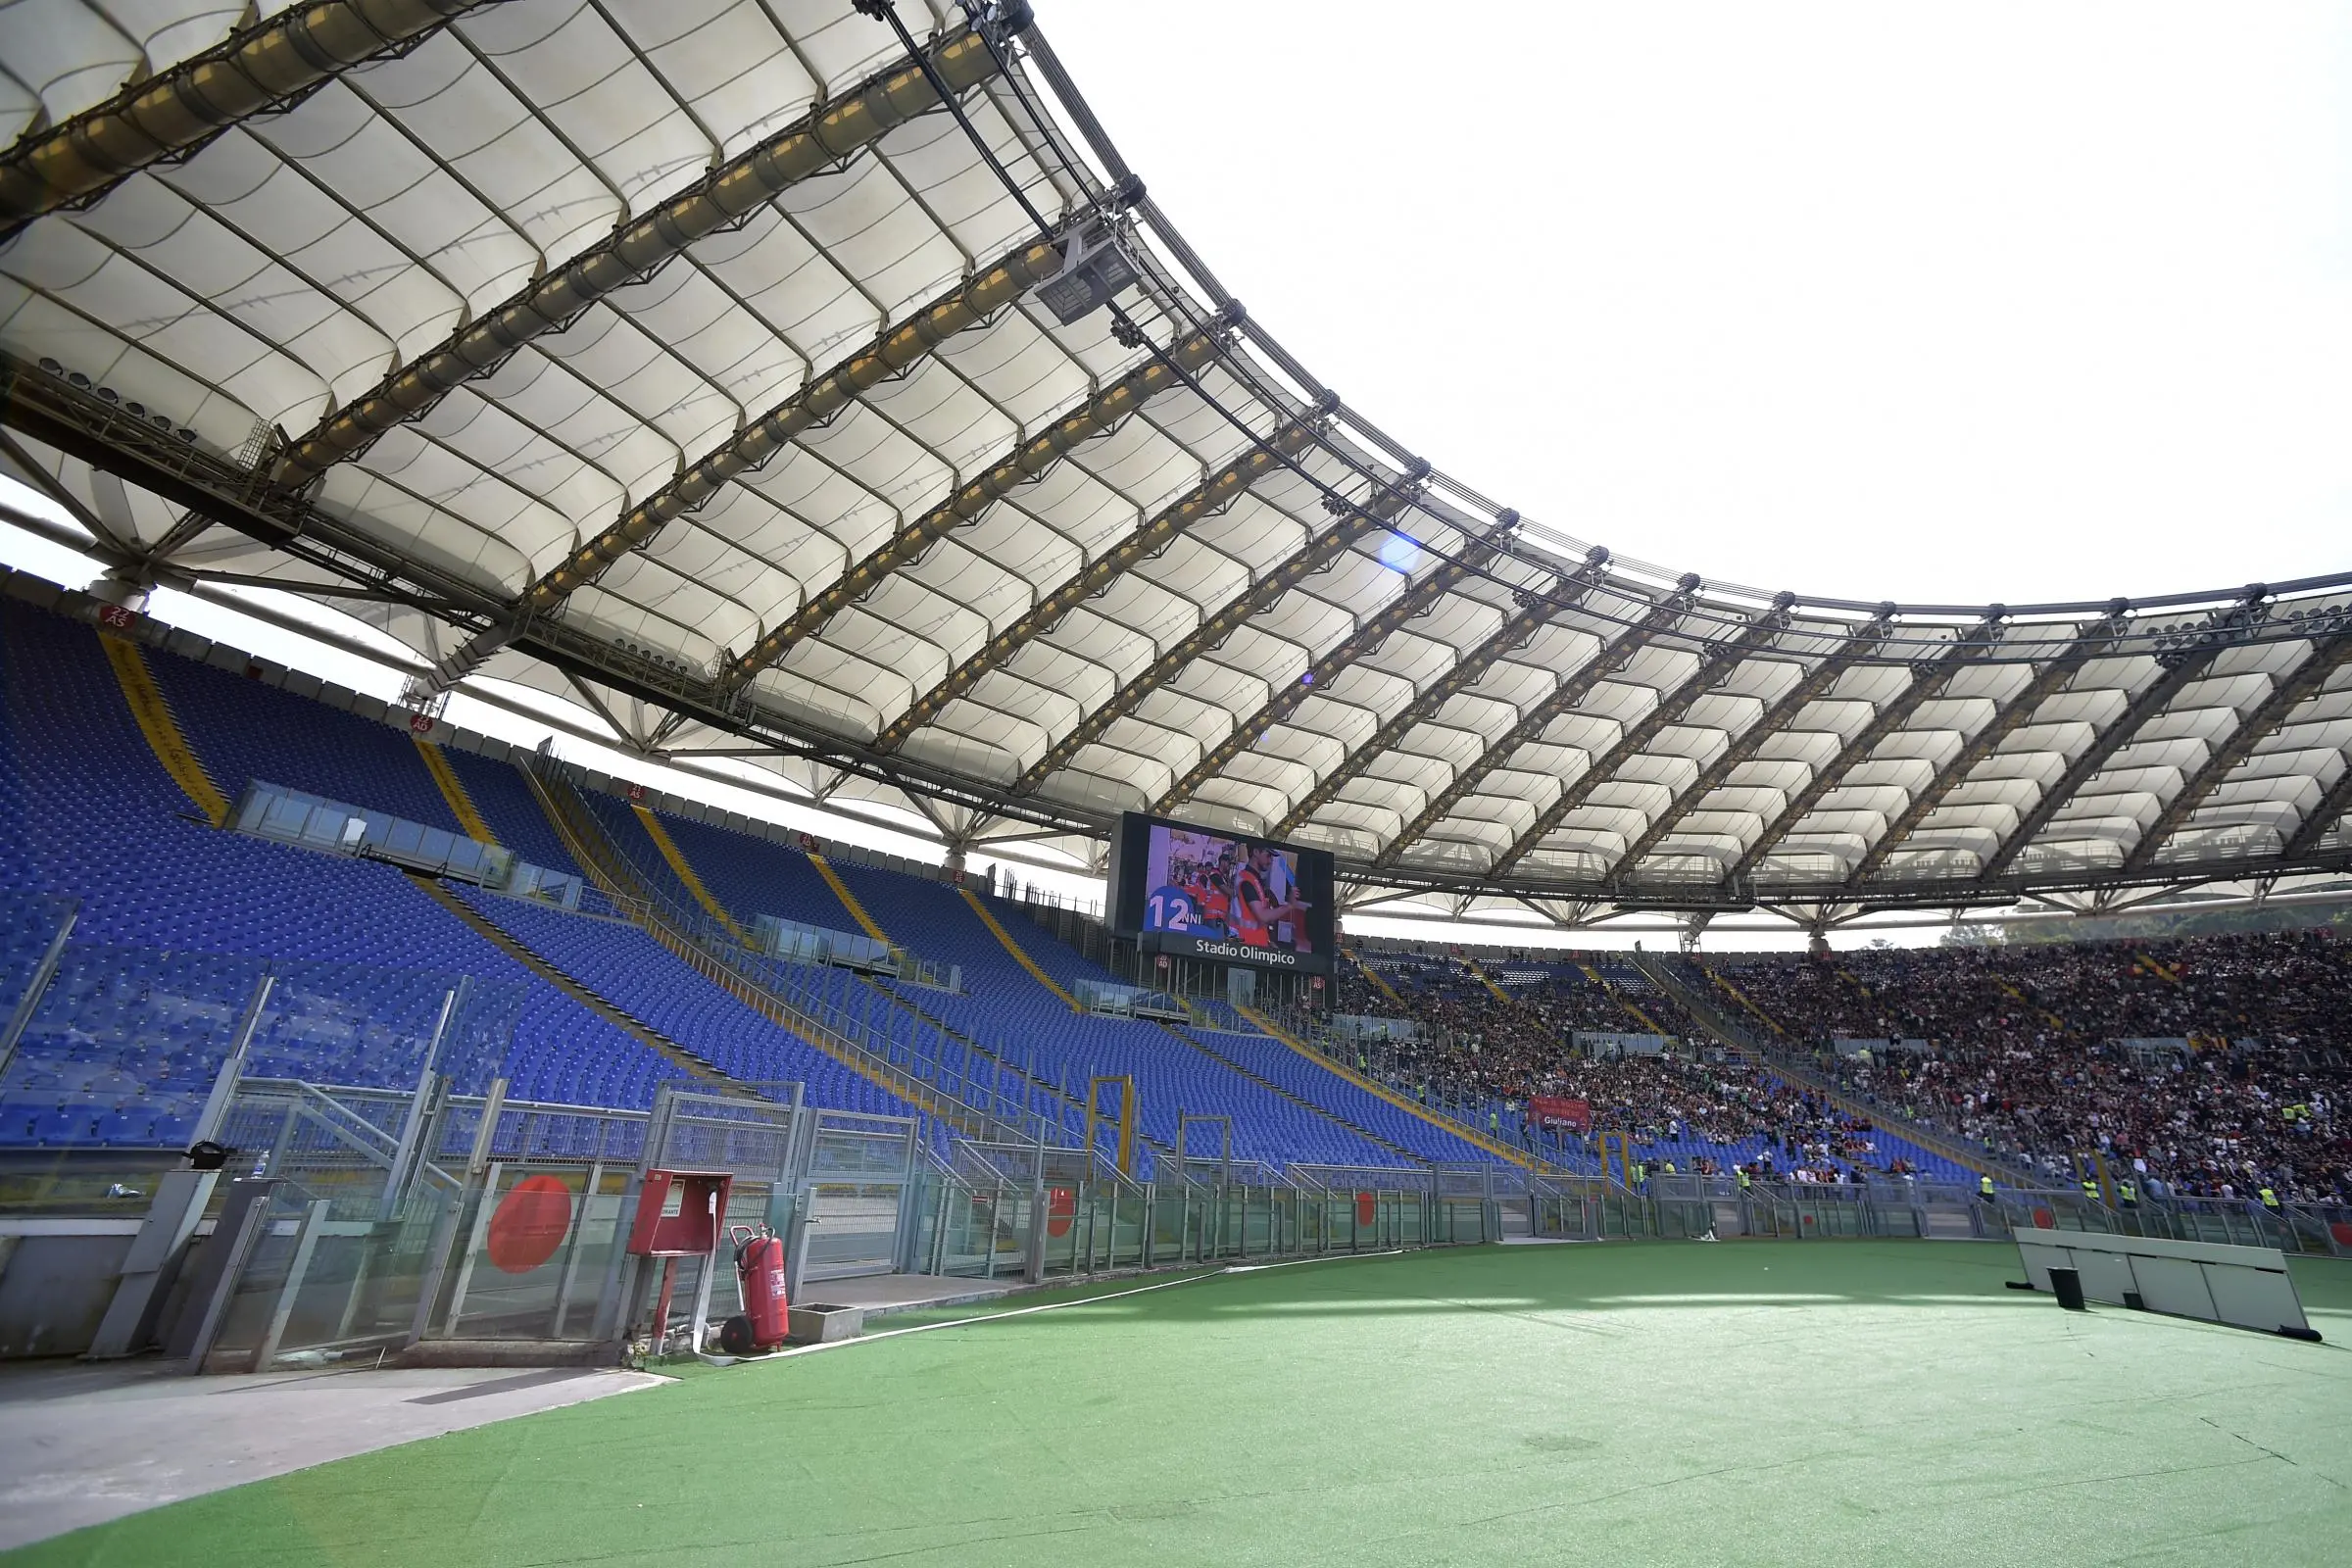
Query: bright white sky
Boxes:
[{"xmin": 1043, "ymin": 0, "xmax": 2352, "ymax": 604}]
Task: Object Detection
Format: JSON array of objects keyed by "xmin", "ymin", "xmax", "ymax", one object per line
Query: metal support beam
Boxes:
[
  {"xmin": 421, "ymin": 210, "xmax": 1137, "ymax": 694},
  {"xmin": 1843, "ymin": 605, "xmax": 2131, "ymax": 887},
  {"xmin": 1151, "ymin": 509, "xmax": 1521, "ymax": 815},
  {"xmin": 2282, "ymin": 754, "xmax": 2352, "ymax": 858},
  {"xmin": 1972, "ymin": 593, "xmax": 2271, "ymax": 883},
  {"xmin": 2118, "ymin": 626, "xmax": 2352, "ymax": 874},
  {"xmin": 874, "ymin": 393, "xmax": 1334, "ymax": 753},
  {"xmin": 1007, "ymin": 464, "xmax": 1429, "ymax": 795},
  {"xmin": 1267, "ymin": 546, "xmax": 1614, "ymax": 840},
  {"xmin": 1605, "ymin": 607, "xmax": 1897, "ymax": 880},
  {"xmin": 1371, "ymin": 573, "xmax": 1705, "ymax": 869},
  {"xmin": 717, "ymin": 306, "xmax": 1242, "ymax": 693},
  {"xmin": 1724, "ymin": 612, "xmax": 2007, "ymax": 889},
  {"xmin": 1490, "ymin": 594, "xmax": 1795, "ymax": 877},
  {"xmin": 0, "ymin": 0, "xmax": 503, "ymax": 234},
  {"xmin": 271, "ymin": 15, "xmax": 1027, "ymax": 487}
]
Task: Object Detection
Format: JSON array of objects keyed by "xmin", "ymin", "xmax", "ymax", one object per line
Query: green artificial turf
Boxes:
[{"xmin": 17, "ymin": 1242, "xmax": 2352, "ymax": 1567}]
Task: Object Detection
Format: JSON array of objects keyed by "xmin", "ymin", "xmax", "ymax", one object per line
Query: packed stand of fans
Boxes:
[
  {"xmin": 1334, "ymin": 948, "xmax": 1912, "ymax": 1182},
  {"xmin": 1710, "ymin": 930, "xmax": 2350, "ymax": 1206}
]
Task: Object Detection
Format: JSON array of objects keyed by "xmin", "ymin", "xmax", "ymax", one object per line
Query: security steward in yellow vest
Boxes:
[
  {"xmin": 1979, "ymin": 1174, "xmax": 1996, "ymax": 1203},
  {"xmin": 2259, "ymin": 1186, "xmax": 2279, "ymax": 1210}
]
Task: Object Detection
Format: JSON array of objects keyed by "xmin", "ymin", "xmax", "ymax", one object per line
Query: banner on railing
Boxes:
[{"xmin": 1531, "ymin": 1096, "xmax": 1591, "ymax": 1132}]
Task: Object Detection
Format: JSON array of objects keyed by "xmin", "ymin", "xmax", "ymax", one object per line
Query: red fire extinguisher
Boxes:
[{"xmin": 719, "ymin": 1224, "xmax": 789, "ymax": 1354}]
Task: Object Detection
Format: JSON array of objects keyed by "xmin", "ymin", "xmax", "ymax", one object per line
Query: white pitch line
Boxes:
[{"xmin": 753, "ymin": 1250, "xmax": 1408, "ymax": 1361}]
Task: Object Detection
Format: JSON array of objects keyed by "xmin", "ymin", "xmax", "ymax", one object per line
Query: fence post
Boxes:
[
  {"xmin": 382, "ymin": 983, "xmax": 464, "ymax": 1220},
  {"xmin": 191, "ymin": 972, "xmax": 277, "ymax": 1147},
  {"xmin": 0, "ymin": 902, "xmax": 76, "ymax": 1083}
]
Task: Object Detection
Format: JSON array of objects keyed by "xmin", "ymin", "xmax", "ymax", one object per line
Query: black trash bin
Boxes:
[{"xmin": 2048, "ymin": 1266, "xmax": 2087, "ymax": 1311}]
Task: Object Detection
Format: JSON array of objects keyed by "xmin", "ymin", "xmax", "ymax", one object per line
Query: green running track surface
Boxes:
[{"xmin": 16, "ymin": 1242, "xmax": 2352, "ymax": 1566}]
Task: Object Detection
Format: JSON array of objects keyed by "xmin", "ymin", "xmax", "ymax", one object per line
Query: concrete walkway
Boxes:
[{"xmin": 0, "ymin": 1357, "xmax": 663, "ymax": 1550}]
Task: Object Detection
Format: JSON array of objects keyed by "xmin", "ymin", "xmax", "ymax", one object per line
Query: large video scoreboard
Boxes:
[{"xmin": 1104, "ymin": 812, "xmax": 1336, "ymax": 974}]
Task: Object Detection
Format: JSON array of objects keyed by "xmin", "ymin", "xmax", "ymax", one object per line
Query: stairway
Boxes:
[
  {"xmin": 1632, "ymin": 953, "xmax": 2035, "ymax": 1186},
  {"xmin": 1240, "ymin": 1004, "xmax": 1548, "ymax": 1171},
  {"xmin": 1167, "ymin": 1022, "xmax": 1422, "ymax": 1165},
  {"xmin": 98, "ymin": 632, "xmax": 228, "ymax": 825},
  {"xmin": 514, "ymin": 764, "xmax": 1034, "ymax": 1142},
  {"xmin": 630, "ymin": 802, "xmax": 748, "ymax": 943},
  {"xmin": 956, "ymin": 887, "xmax": 1079, "ymax": 1008},
  {"xmin": 1580, "ymin": 962, "xmax": 1665, "ymax": 1034},
  {"xmin": 415, "ymin": 739, "xmax": 497, "ymax": 845},
  {"xmin": 414, "ymin": 873, "xmax": 746, "ymax": 1094},
  {"xmin": 874, "ymin": 977, "xmax": 1174, "ymax": 1167}
]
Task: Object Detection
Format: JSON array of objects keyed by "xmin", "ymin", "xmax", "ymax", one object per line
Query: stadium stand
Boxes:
[
  {"xmin": 0, "ymin": 603, "xmax": 686, "ymax": 1122},
  {"xmin": 1702, "ymin": 940, "xmax": 2351, "ymax": 1205}
]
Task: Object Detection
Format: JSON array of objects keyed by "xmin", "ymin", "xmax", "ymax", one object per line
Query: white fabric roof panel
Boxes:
[{"xmin": 3, "ymin": 0, "xmax": 2349, "ymax": 915}]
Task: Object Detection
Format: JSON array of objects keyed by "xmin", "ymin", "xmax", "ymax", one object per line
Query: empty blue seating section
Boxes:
[
  {"xmin": 0, "ymin": 606, "xmax": 685, "ymax": 1135},
  {"xmin": 646, "ymin": 810, "xmax": 842, "ymax": 933},
  {"xmin": 1178, "ymin": 1027, "xmax": 1491, "ymax": 1165},
  {"xmin": 817, "ymin": 865, "xmax": 1415, "ymax": 1169},
  {"xmin": 441, "ymin": 748, "xmax": 580, "ymax": 876},
  {"xmin": 453, "ymin": 889, "xmax": 915, "ymax": 1120},
  {"xmin": 0, "ymin": 948, "xmax": 523, "ymax": 1149},
  {"xmin": 144, "ymin": 653, "xmax": 460, "ymax": 834},
  {"xmin": 0, "ymin": 888, "xmax": 73, "ymax": 1023}
]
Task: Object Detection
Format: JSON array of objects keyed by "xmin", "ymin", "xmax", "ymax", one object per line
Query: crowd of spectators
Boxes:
[
  {"xmin": 1334, "ymin": 949, "xmax": 1893, "ymax": 1180},
  {"xmin": 1712, "ymin": 929, "xmax": 2350, "ymax": 1206},
  {"xmin": 1327, "ymin": 930, "xmax": 2350, "ymax": 1206}
]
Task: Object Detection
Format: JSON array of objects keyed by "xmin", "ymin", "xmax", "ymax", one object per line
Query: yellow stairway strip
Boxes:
[
  {"xmin": 2135, "ymin": 951, "xmax": 2182, "ymax": 986},
  {"xmin": 1580, "ymin": 962, "xmax": 1665, "ymax": 1035},
  {"xmin": 807, "ymin": 853, "xmax": 894, "ymax": 947},
  {"xmin": 99, "ymin": 633, "xmax": 228, "ymax": 824},
  {"xmin": 415, "ymin": 739, "xmax": 498, "ymax": 844},
  {"xmin": 634, "ymin": 804, "xmax": 747, "ymax": 943},
  {"xmin": 1235, "ymin": 1003, "xmax": 1540, "ymax": 1171},
  {"xmin": 1705, "ymin": 967, "xmax": 1788, "ymax": 1036},
  {"xmin": 1348, "ymin": 949, "xmax": 1405, "ymax": 1006},
  {"xmin": 957, "ymin": 886, "xmax": 1078, "ymax": 1009},
  {"xmin": 1993, "ymin": 976, "xmax": 2070, "ymax": 1033},
  {"xmin": 1465, "ymin": 957, "xmax": 1511, "ymax": 1003}
]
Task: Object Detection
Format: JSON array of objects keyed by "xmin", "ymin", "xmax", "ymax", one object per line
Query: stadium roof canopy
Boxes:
[{"xmin": 3, "ymin": 0, "xmax": 2350, "ymax": 932}]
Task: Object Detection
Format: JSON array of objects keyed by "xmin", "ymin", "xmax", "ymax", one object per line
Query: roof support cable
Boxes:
[
  {"xmin": 1604, "ymin": 606, "xmax": 1898, "ymax": 885},
  {"xmin": 413, "ymin": 203, "xmax": 1149, "ymax": 696},
  {"xmin": 1971, "ymin": 587, "xmax": 2274, "ymax": 884},
  {"xmin": 1371, "ymin": 574, "xmax": 1706, "ymax": 870},
  {"xmin": 1266, "ymin": 547, "xmax": 1618, "ymax": 840},
  {"xmin": 871, "ymin": 393, "xmax": 1339, "ymax": 754},
  {"xmin": 1841, "ymin": 602, "xmax": 2133, "ymax": 889},
  {"xmin": 270, "ymin": 16, "xmax": 1026, "ymax": 488},
  {"xmin": 711, "ymin": 299, "xmax": 1246, "ymax": 696},
  {"xmin": 2116, "ymin": 613, "xmax": 2352, "ymax": 874},
  {"xmin": 1150, "ymin": 514, "xmax": 1529, "ymax": 817},
  {"xmin": 1721, "ymin": 611, "xmax": 2009, "ymax": 894},
  {"xmin": 1489, "ymin": 594, "xmax": 1797, "ymax": 879},
  {"xmin": 1007, "ymin": 465, "xmax": 1433, "ymax": 797}
]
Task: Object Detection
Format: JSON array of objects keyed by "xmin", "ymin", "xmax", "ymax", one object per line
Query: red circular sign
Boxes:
[
  {"xmin": 486, "ymin": 1175, "xmax": 573, "ymax": 1274},
  {"xmin": 1047, "ymin": 1185, "xmax": 1076, "ymax": 1239},
  {"xmin": 2330, "ymin": 1222, "xmax": 2352, "ymax": 1248},
  {"xmin": 2032, "ymin": 1207, "xmax": 2055, "ymax": 1230}
]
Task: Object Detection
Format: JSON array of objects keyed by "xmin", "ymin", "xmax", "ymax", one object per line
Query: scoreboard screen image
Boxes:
[{"xmin": 1106, "ymin": 813, "xmax": 1336, "ymax": 974}]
